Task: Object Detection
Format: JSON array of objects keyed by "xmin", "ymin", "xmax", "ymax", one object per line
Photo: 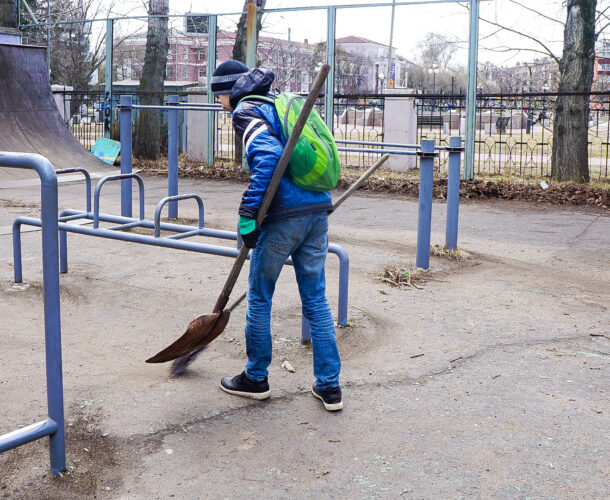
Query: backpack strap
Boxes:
[{"xmin": 238, "ymin": 95, "xmax": 275, "ymax": 106}]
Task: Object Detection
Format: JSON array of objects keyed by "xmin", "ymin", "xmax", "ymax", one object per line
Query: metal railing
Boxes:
[
  {"xmin": 51, "ymin": 89, "xmax": 610, "ymax": 179},
  {"xmin": 0, "ymin": 152, "xmax": 65, "ymax": 474}
]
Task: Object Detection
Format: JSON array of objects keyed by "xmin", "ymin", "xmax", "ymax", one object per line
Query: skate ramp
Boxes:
[{"xmin": 0, "ymin": 43, "xmax": 114, "ymax": 183}]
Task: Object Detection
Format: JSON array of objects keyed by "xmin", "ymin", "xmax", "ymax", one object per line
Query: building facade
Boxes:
[{"xmin": 114, "ymin": 31, "xmax": 412, "ymax": 94}]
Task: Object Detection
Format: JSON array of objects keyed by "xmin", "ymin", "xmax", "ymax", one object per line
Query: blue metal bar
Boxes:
[
  {"xmin": 338, "ymin": 147, "xmax": 418, "ymax": 156},
  {"xmin": 129, "ymin": 105, "xmax": 222, "ymax": 111},
  {"xmin": 464, "ymin": 0, "xmax": 480, "ymax": 180},
  {"xmin": 55, "ymin": 168, "xmax": 92, "ymax": 212},
  {"xmin": 119, "ymin": 95, "xmax": 133, "ymax": 216},
  {"xmin": 325, "ymin": 7, "xmax": 336, "ymax": 131},
  {"xmin": 59, "ymin": 213, "xmax": 90, "ymax": 222},
  {"xmin": 106, "ymin": 221, "xmax": 146, "ymax": 231},
  {"xmin": 207, "ymin": 15, "xmax": 217, "ymax": 167},
  {"xmin": 105, "ymin": 19, "xmax": 113, "ymax": 139},
  {"xmin": 176, "ymin": 102, "xmax": 223, "ymax": 108},
  {"xmin": 0, "ymin": 152, "xmax": 65, "ymax": 474},
  {"xmin": 166, "ymin": 229, "xmax": 205, "ymax": 240},
  {"xmin": 60, "ymin": 229, "xmax": 68, "ymax": 274},
  {"xmin": 62, "ymin": 210, "xmax": 235, "ymax": 240},
  {"xmin": 336, "ymin": 139, "xmax": 459, "ymax": 152},
  {"xmin": 445, "ymin": 136, "xmax": 462, "ymax": 250},
  {"xmin": 94, "ymin": 173, "xmax": 144, "ymax": 228},
  {"xmin": 15, "ymin": 210, "xmax": 349, "ymax": 343},
  {"xmin": 154, "ymin": 194, "xmax": 204, "ymax": 237},
  {"xmin": 336, "ymin": 139, "xmax": 421, "ymax": 149},
  {"xmin": 416, "ymin": 140, "xmax": 435, "ymax": 269},
  {"xmin": 0, "ymin": 419, "xmax": 58, "ymax": 452},
  {"xmin": 167, "ymin": 95, "xmax": 179, "ymax": 218}
]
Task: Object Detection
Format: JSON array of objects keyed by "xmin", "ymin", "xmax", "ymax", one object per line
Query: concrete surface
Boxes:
[{"xmin": 0, "ymin": 174, "xmax": 608, "ymax": 499}]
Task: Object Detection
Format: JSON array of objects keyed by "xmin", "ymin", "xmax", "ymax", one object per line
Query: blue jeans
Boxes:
[{"xmin": 244, "ymin": 211, "xmax": 341, "ymax": 390}]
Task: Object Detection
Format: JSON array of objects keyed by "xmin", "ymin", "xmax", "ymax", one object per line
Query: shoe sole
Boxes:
[
  {"xmin": 312, "ymin": 388, "xmax": 343, "ymax": 411},
  {"xmin": 220, "ymin": 383, "xmax": 270, "ymax": 400}
]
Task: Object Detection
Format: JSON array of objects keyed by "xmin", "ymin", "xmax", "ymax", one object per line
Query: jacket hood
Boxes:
[{"xmin": 230, "ymin": 68, "xmax": 275, "ymax": 109}]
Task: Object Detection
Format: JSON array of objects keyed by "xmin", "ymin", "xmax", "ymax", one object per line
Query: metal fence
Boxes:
[
  {"xmin": 53, "ymin": 89, "xmax": 610, "ymax": 180},
  {"xmin": 55, "ymin": 90, "xmax": 190, "ymax": 153},
  {"xmin": 416, "ymin": 92, "xmax": 610, "ymax": 180}
]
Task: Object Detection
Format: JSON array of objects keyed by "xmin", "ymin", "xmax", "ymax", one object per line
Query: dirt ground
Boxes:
[{"xmin": 0, "ymin": 172, "xmax": 608, "ymax": 499}]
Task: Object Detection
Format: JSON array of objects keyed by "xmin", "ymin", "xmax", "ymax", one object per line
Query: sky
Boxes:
[{"xmin": 101, "ymin": 0, "xmax": 608, "ymax": 68}]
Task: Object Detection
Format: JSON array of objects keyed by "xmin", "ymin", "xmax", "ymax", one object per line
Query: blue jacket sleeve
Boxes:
[{"xmin": 232, "ymin": 103, "xmax": 283, "ymax": 219}]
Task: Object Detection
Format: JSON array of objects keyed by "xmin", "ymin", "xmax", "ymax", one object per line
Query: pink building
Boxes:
[{"xmin": 116, "ymin": 31, "xmax": 411, "ymax": 93}]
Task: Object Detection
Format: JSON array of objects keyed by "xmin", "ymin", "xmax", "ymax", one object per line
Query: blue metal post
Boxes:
[
  {"xmin": 119, "ymin": 95, "xmax": 133, "ymax": 217},
  {"xmin": 168, "ymin": 95, "xmax": 179, "ymax": 219},
  {"xmin": 105, "ymin": 19, "xmax": 113, "ymax": 139},
  {"xmin": 325, "ymin": 6, "xmax": 336, "ymax": 131},
  {"xmin": 445, "ymin": 136, "xmax": 462, "ymax": 250},
  {"xmin": 464, "ymin": 0, "xmax": 480, "ymax": 180},
  {"xmin": 40, "ymin": 163, "xmax": 65, "ymax": 474},
  {"xmin": 206, "ymin": 15, "xmax": 217, "ymax": 167},
  {"xmin": 0, "ymin": 152, "xmax": 65, "ymax": 474},
  {"xmin": 416, "ymin": 140, "xmax": 435, "ymax": 270}
]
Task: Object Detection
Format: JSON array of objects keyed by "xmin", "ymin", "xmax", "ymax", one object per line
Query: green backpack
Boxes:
[{"xmin": 241, "ymin": 93, "xmax": 340, "ymax": 192}]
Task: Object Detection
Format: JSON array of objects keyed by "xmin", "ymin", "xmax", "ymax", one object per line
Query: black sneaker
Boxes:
[
  {"xmin": 220, "ymin": 371, "xmax": 270, "ymax": 400},
  {"xmin": 312, "ymin": 384, "xmax": 343, "ymax": 411}
]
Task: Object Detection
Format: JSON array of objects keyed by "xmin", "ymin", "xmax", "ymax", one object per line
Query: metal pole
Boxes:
[
  {"xmin": 207, "ymin": 15, "xmax": 217, "ymax": 167},
  {"xmin": 105, "ymin": 18, "xmax": 113, "ymax": 139},
  {"xmin": 445, "ymin": 136, "xmax": 462, "ymax": 250},
  {"xmin": 39, "ymin": 160, "xmax": 65, "ymax": 474},
  {"xmin": 325, "ymin": 6, "xmax": 336, "ymax": 131},
  {"xmin": 243, "ymin": 1, "xmax": 258, "ymax": 171},
  {"xmin": 416, "ymin": 139, "xmax": 435, "ymax": 269},
  {"xmin": 245, "ymin": 1, "xmax": 257, "ymax": 68},
  {"xmin": 375, "ymin": 63, "xmax": 379, "ymax": 94},
  {"xmin": 168, "ymin": 95, "xmax": 179, "ymax": 218},
  {"xmin": 386, "ymin": 0, "xmax": 396, "ymax": 89},
  {"xmin": 119, "ymin": 95, "xmax": 133, "ymax": 217},
  {"xmin": 0, "ymin": 152, "xmax": 66, "ymax": 474},
  {"xmin": 464, "ymin": 0, "xmax": 480, "ymax": 180}
]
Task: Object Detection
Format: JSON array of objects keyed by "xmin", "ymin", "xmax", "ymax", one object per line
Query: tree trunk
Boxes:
[
  {"xmin": 551, "ymin": 0, "xmax": 596, "ymax": 183},
  {"xmin": 134, "ymin": 0, "xmax": 169, "ymax": 159},
  {"xmin": 0, "ymin": 0, "xmax": 19, "ymax": 28}
]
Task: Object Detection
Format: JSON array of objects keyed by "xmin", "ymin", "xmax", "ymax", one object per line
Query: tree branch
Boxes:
[
  {"xmin": 507, "ymin": 0, "xmax": 564, "ymax": 26},
  {"xmin": 473, "ymin": 11, "xmax": 560, "ymax": 65},
  {"xmin": 596, "ymin": 5, "xmax": 610, "ymax": 22}
]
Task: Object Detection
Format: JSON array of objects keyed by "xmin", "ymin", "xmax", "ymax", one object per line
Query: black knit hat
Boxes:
[{"xmin": 211, "ymin": 60, "xmax": 249, "ymax": 94}]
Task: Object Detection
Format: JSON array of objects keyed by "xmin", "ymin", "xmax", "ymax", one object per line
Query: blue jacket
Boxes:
[{"xmin": 229, "ymin": 68, "xmax": 333, "ymax": 221}]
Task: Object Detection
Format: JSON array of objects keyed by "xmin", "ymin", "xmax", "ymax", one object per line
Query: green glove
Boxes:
[{"xmin": 239, "ymin": 215, "xmax": 260, "ymax": 248}]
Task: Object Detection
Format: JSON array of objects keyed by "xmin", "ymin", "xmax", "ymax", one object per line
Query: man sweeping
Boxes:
[{"xmin": 173, "ymin": 60, "xmax": 343, "ymax": 411}]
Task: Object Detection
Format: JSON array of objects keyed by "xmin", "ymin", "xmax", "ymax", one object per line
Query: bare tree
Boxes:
[
  {"xmin": 134, "ymin": 0, "xmax": 169, "ymax": 159},
  {"xmin": 232, "ymin": 0, "xmax": 266, "ymax": 65},
  {"xmin": 471, "ymin": 0, "xmax": 610, "ymax": 183},
  {"xmin": 552, "ymin": 1, "xmax": 597, "ymax": 183},
  {"xmin": 410, "ymin": 33, "xmax": 465, "ymax": 93},
  {"xmin": 22, "ymin": 0, "xmax": 116, "ymax": 90}
]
